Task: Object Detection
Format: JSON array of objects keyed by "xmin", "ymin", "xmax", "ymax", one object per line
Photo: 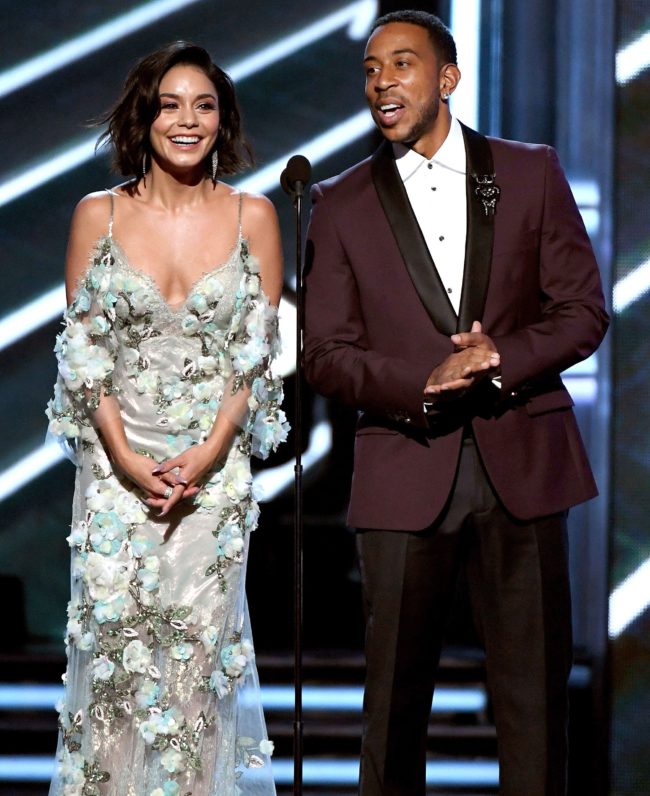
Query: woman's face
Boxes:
[{"xmin": 149, "ymin": 63, "xmax": 220, "ymax": 174}]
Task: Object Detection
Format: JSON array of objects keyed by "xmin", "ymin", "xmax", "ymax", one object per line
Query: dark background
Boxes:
[{"xmin": 0, "ymin": 0, "xmax": 647, "ymax": 793}]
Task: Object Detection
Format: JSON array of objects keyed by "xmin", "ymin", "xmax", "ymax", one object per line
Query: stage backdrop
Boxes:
[
  {"xmin": 2, "ymin": 2, "xmax": 648, "ymax": 794},
  {"xmin": 610, "ymin": 1, "xmax": 650, "ymax": 793}
]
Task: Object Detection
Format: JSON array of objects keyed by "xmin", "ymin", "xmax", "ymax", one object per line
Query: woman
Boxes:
[{"xmin": 46, "ymin": 41, "xmax": 287, "ymax": 795}]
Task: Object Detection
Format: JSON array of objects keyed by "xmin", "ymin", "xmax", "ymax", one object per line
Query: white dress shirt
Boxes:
[
  {"xmin": 394, "ymin": 119, "xmax": 501, "ymax": 403},
  {"xmin": 393, "ymin": 117, "xmax": 467, "ymax": 314}
]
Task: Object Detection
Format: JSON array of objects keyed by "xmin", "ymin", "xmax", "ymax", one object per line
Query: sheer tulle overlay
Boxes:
[{"xmin": 46, "ymin": 198, "xmax": 288, "ymax": 795}]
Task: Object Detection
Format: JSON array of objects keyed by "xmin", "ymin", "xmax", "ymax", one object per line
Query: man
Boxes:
[{"xmin": 303, "ymin": 9, "xmax": 609, "ymax": 796}]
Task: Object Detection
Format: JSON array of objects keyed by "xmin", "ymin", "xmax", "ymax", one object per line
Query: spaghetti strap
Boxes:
[
  {"xmin": 237, "ymin": 191, "xmax": 244, "ymax": 239},
  {"xmin": 105, "ymin": 189, "xmax": 115, "ymax": 239}
]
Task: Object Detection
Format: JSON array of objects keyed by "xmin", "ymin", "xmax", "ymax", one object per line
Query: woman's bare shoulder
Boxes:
[
  {"xmin": 239, "ymin": 191, "xmax": 278, "ymax": 229},
  {"xmin": 70, "ymin": 190, "xmax": 113, "ymax": 235}
]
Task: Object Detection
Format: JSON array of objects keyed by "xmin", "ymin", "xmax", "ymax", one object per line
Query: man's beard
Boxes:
[{"xmin": 399, "ymin": 97, "xmax": 440, "ymax": 147}]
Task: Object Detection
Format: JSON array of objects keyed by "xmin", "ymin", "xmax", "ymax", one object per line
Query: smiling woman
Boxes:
[
  {"xmin": 97, "ymin": 41, "xmax": 253, "ymax": 188},
  {"xmin": 45, "ymin": 41, "xmax": 286, "ymax": 796},
  {"xmin": 149, "ymin": 65, "xmax": 221, "ymax": 179}
]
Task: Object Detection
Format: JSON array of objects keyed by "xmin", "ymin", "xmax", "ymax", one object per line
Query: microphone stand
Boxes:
[
  {"xmin": 292, "ymin": 182, "xmax": 304, "ymax": 796},
  {"xmin": 280, "ymin": 156, "xmax": 311, "ymax": 796}
]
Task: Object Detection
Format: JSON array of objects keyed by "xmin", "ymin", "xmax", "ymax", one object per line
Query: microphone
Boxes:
[{"xmin": 280, "ymin": 155, "xmax": 312, "ymax": 199}]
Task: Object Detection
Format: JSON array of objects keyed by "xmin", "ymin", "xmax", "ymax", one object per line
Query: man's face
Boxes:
[{"xmin": 364, "ymin": 22, "xmax": 451, "ymax": 156}]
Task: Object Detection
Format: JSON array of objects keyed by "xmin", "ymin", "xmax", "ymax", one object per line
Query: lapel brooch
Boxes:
[{"xmin": 472, "ymin": 173, "xmax": 501, "ymax": 217}]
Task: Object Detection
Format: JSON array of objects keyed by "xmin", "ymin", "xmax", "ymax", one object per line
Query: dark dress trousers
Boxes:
[{"xmin": 303, "ymin": 125, "xmax": 609, "ymax": 796}]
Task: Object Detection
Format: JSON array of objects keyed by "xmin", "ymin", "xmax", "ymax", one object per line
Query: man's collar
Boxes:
[{"xmin": 393, "ymin": 117, "xmax": 467, "ymax": 181}]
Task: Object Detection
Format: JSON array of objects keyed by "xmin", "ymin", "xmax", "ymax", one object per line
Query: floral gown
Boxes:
[{"xmin": 46, "ymin": 191, "xmax": 288, "ymax": 796}]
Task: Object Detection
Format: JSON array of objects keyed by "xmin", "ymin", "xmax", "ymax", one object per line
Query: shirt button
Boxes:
[
  {"xmin": 439, "ymin": 235, "xmax": 445, "ymax": 241},
  {"xmin": 431, "ymin": 186, "xmax": 437, "ymax": 191},
  {"xmin": 427, "ymin": 163, "xmax": 433, "ymax": 169},
  {"xmin": 447, "ymin": 287, "xmax": 452, "ymax": 293}
]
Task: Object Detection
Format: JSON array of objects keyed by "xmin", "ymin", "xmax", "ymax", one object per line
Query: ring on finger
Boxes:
[{"xmin": 163, "ymin": 486, "xmax": 173, "ymax": 499}]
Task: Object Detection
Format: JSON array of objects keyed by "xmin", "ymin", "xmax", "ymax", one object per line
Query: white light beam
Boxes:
[
  {"xmin": 0, "ymin": 137, "xmax": 98, "ymax": 209},
  {"xmin": 0, "ymin": 285, "xmax": 65, "ymax": 352},
  {"xmin": 616, "ymin": 30, "xmax": 650, "ymax": 85},
  {"xmin": 0, "ymin": 0, "xmax": 204, "ymax": 100},
  {"xmin": 0, "ymin": 442, "xmax": 66, "ymax": 503},
  {"xmin": 613, "ymin": 256, "xmax": 650, "ymax": 313},
  {"xmin": 609, "ymin": 556, "xmax": 650, "ymax": 637},
  {"xmin": 229, "ymin": 0, "xmax": 377, "ymax": 82},
  {"xmin": 236, "ymin": 109, "xmax": 374, "ymax": 195}
]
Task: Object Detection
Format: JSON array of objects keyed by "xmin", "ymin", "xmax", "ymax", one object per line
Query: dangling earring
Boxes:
[
  {"xmin": 211, "ymin": 150, "xmax": 219, "ymax": 184},
  {"xmin": 142, "ymin": 152, "xmax": 147, "ymax": 187}
]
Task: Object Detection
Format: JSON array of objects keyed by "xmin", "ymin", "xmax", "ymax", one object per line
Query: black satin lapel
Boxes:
[
  {"xmin": 371, "ymin": 142, "xmax": 457, "ymax": 336},
  {"xmin": 457, "ymin": 124, "xmax": 496, "ymax": 334}
]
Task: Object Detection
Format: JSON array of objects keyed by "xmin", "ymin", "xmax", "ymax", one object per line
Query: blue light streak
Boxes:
[
  {"xmin": 0, "ymin": 755, "xmax": 499, "ymax": 786},
  {"xmin": 0, "ymin": 682, "xmax": 486, "ymax": 714}
]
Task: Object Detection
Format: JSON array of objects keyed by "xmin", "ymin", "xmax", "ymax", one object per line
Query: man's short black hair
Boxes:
[{"xmin": 371, "ymin": 9, "xmax": 457, "ymax": 66}]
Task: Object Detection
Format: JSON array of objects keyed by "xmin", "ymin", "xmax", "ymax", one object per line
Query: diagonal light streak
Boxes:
[
  {"xmin": 0, "ymin": 0, "xmax": 204, "ymax": 100},
  {"xmin": 0, "ymin": 284, "xmax": 65, "ymax": 352},
  {"xmin": 228, "ymin": 0, "xmax": 377, "ymax": 82},
  {"xmin": 616, "ymin": 30, "xmax": 650, "ymax": 85},
  {"xmin": 236, "ymin": 109, "xmax": 374, "ymax": 194},
  {"xmin": 0, "ymin": 441, "xmax": 66, "ymax": 503},
  {"xmin": 613, "ymin": 256, "xmax": 650, "ymax": 312},
  {"xmin": 609, "ymin": 556, "xmax": 650, "ymax": 637},
  {"xmin": 0, "ymin": 137, "xmax": 98, "ymax": 209}
]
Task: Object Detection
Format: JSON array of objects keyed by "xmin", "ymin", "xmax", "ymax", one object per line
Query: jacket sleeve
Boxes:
[
  {"xmin": 493, "ymin": 146, "xmax": 609, "ymax": 395},
  {"xmin": 303, "ymin": 183, "xmax": 432, "ymax": 428}
]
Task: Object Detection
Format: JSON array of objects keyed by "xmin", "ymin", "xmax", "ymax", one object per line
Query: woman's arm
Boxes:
[{"xmin": 62, "ymin": 193, "xmax": 176, "ymax": 500}]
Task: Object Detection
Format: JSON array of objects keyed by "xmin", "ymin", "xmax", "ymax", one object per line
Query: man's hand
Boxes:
[{"xmin": 424, "ymin": 321, "xmax": 500, "ymax": 398}]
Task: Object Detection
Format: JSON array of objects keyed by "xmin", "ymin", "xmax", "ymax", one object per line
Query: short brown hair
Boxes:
[{"xmin": 97, "ymin": 41, "xmax": 253, "ymax": 187}]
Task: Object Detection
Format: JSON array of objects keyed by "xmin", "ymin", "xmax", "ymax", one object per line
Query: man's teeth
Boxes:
[
  {"xmin": 380, "ymin": 104, "xmax": 400, "ymax": 112},
  {"xmin": 171, "ymin": 136, "xmax": 200, "ymax": 144}
]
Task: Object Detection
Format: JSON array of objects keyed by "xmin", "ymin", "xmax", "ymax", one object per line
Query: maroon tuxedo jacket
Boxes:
[{"xmin": 303, "ymin": 125, "xmax": 609, "ymax": 530}]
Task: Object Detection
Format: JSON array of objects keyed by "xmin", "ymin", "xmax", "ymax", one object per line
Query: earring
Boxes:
[
  {"xmin": 441, "ymin": 91, "xmax": 450, "ymax": 100},
  {"xmin": 142, "ymin": 152, "xmax": 147, "ymax": 187},
  {"xmin": 211, "ymin": 150, "xmax": 219, "ymax": 183}
]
